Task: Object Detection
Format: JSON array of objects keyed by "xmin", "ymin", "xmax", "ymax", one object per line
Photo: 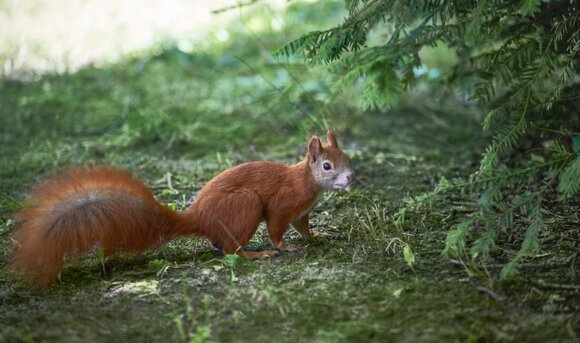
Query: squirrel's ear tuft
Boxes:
[
  {"xmin": 326, "ymin": 131, "xmax": 338, "ymax": 148},
  {"xmin": 308, "ymin": 136, "xmax": 322, "ymax": 162}
]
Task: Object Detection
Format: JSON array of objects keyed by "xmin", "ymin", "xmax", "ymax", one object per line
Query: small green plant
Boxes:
[
  {"xmin": 212, "ymin": 250, "xmax": 244, "ymax": 283},
  {"xmin": 402, "ymin": 245, "xmax": 415, "ymax": 270},
  {"xmin": 97, "ymin": 247, "xmax": 107, "ymax": 277},
  {"xmin": 148, "ymin": 259, "xmax": 177, "ymax": 278},
  {"xmin": 393, "ymin": 207, "xmax": 406, "ymax": 230}
]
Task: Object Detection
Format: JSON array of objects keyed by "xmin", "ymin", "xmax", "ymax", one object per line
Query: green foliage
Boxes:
[
  {"xmin": 557, "ymin": 155, "xmax": 580, "ymax": 199},
  {"xmin": 279, "ymin": 0, "xmax": 580, "ymax": 280},
  {"xmin": 213, "ymin": 252, "xmax": 244, "ymax": 283},
  {"xmin": 149, "ymin": 259, "xmax": 177, "ymax": 278}
]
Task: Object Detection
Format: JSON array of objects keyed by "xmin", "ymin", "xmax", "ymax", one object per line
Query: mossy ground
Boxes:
[{"xmin": 1, "ymin": 3, "xmax": 578, "ymax": 342}]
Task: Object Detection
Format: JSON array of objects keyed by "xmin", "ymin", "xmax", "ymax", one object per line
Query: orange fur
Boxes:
[
  {"xmin": 10, "ymin": 167, "xmax": 195, "ymax": 286},
  {"xmin": 10, "ymin": 132, "xmax": 354, "ymax": 286}
]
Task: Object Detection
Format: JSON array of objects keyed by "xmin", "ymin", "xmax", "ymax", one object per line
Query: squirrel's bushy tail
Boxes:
[{"xmin": 10, "ymin": 166, "xmax": 194, "ymax": 287}]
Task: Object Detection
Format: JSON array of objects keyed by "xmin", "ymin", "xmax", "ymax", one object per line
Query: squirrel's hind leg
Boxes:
[{"xmin": 206, "ymin": 190, "xmax": 280, "ymax": 259}]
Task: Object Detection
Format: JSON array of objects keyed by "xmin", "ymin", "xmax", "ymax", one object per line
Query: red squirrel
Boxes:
[{"xmin": 10, "ymin": 132, "xmax": 354, "ymax": 287}]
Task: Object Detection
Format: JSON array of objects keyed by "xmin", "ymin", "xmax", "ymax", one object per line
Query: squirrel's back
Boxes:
[{"xmin": 11, "ymin": 166, "xmax": 190, "ymax": 286}]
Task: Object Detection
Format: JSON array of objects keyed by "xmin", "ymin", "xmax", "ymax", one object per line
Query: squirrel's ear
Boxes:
[
  {"xmin": 308, "ymin": 136, "xmax": 322, "ymax": 162},
  {"xmin": 326, "ymin": 131, "xmax": 338, "ymax": 148}
]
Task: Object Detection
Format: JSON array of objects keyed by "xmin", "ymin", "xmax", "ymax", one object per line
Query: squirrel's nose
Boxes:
[{"xmin": 346, "ymin": 173, "xmax": 354, "ymax": 183}]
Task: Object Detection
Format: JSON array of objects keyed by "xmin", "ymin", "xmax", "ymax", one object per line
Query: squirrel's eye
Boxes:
[{"xmin": 323, "ymin": 162, "xmax": 332, "ymax": 170}]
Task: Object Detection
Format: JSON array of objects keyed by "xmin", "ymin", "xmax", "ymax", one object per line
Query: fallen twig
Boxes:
[
  {"xmin": 212, "ymin": 0, "xmax": 258, "ymax": 14},
  {"xmin": 449, "ymin": 259, "xmax": 568, "ymax": 271},
  {"xmin": 530, "ymin": 279, "xmax": 580, "ymax": 291},
  {"xmin": 475, "ymin": 286, "xmax": 505, "ymax": 302}
]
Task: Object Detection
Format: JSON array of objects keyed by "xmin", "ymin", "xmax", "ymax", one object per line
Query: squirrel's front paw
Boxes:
[{"xmin": 242, "ymin": 250, "xmax": 279, "ymax": 259}]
